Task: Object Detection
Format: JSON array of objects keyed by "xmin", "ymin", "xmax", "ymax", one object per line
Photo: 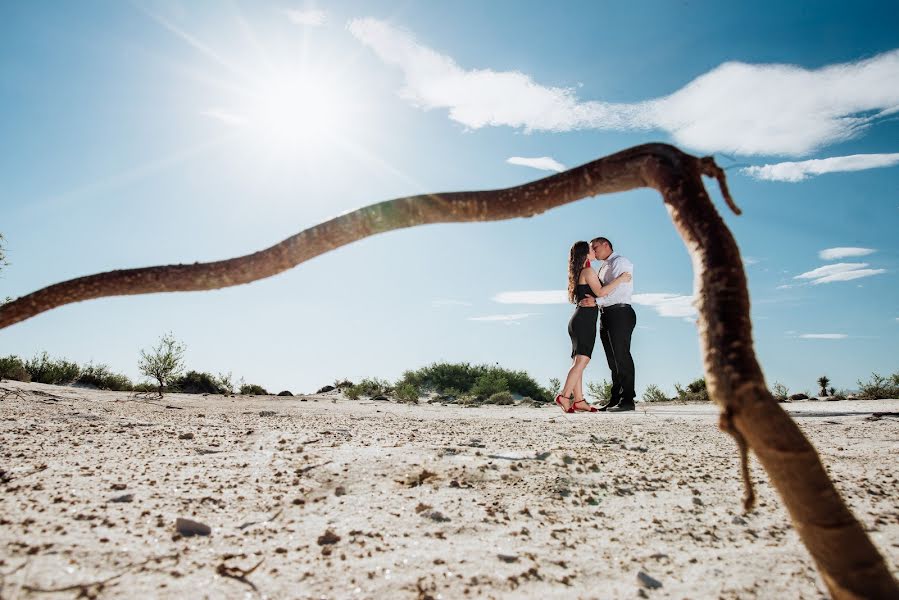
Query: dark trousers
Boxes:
[{"xmin": 600, "ymin": 305, "xmax": 636, "ymax": 406}]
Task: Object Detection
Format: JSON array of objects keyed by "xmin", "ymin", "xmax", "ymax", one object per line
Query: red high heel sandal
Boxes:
[
  {"xmin": 571, "ymin": 399, "xmax": 598, "ymax": 412},
  {"xmin": 554, "ymin": 394, "xmax": 574, "ymax": 413}
]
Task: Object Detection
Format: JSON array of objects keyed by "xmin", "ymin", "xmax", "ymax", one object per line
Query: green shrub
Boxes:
[
  {"xmin": 138, "ymin": 332, "xmax": 186, "ymax": 396},
  {"xmin": 471, "ymin": 369, "xmax": 508, "ymax": 399},
  {"xmin": 857, "ymin": 371, "xmax": 899, "ymax": 400},
  {"xmin": 333, "ymin": 379, "xmax": 354, "ymax": 390},
  {"xmin": 393, "ymin": 383, "xmax": 420, "ymax": 403},
  {"xmin": 25, "ymin": 352, "xmax": 81, "ymax": 384},
  {"xmin": 586, "ymin": 380, "xmax": 613, "ymax": 403},
  {"xmin": 357, "ymin": 378, "xmax": 392, "ymax": 397},
  {"xmin": 486, "ymin": 391, "xmax": 515, "ymax": 405},
  {"xmin": 771, "ymin": 382, "xmax": 789, "ymax": 402},
  {"xmin": 344, "ymin": 385, "xmax": 362, "ymax": 400},
  {"xmin": 642, "ymin": 384, "xmax": 668, "ymax": 403},
  {"xmin": 76, "ymin": 363, "xmax": 133, "ymax": 391},
  {"xmin": 240, "ymin": 383, "xmax": 268, "ymax": 395},
  {"xmin": 0, "ymin": 355, "xmax": 29, "ymax": 381},
  {"xmin": 674, "ymin": 377, "xmax": 710, "ymax": 402},
  {"xmin": 546, "ymin": 378, "xmax": 561, "ymax": 399},
  {"xmin": 175, "ymin": 370, "xmax": 228, "ymax": 394}
]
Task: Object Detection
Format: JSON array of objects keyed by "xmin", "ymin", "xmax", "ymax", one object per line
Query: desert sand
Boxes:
[{"xmin": 1, "ymin": 380, "xmax": 897, "ymax": 599}]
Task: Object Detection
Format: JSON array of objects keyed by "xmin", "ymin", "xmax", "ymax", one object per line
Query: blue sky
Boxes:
[{"xmin": 1, "ymin": 0, "xmax": 897, "ymax": 396}]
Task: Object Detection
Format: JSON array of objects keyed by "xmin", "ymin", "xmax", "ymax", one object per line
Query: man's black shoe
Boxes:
[
  {"xmin": 607, "ymin": 404, "xmax": 635, "ymax": 412},
  {"xmin": 597, "ymin": 402, "xmax": 618, "ymax": 412}
]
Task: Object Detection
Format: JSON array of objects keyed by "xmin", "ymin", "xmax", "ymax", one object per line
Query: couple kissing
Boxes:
[{"xmin": 555, "ymin": 237, "xmax": 636, "ymax": 414}]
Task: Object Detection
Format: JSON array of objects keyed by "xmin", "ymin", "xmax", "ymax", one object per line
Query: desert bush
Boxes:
[
  {"xmin": 138, "ymin": 333, "xmax": 185, "ymax": 396},
  {"xmin": 642, "ymin": 384, "xmax": 669, "ymax": 403},
  {"xmin": 132, "ymin": 382, "xmax": 157, "ymax": 393},
  {"xmin": 76, "ymin": 363, "xmax": 133, "ymax": 391},
  {"xmin": 856, "ymin": 371, "xmax": 899, "ymax": 400},
  {"xmin": 216, "ymin": 372, "xmax": 235, "ymax": 395},
  {"xmin": 277, "ymin": 390, "xmax": 293, "ymax": 396},
  {"xmin": 175, "ymin": 370, "xmax": 229, "ymax": 394},
  {"xmin": 333, "ymin": 379, "xmax": 354, "ymax": 390},
  {"xmin": 674, "ymin": 377, "xmax": 710, "ymax": 402},
  {"xmin": 546, "ymin": 377, "xmax": 561, "ymax": 398},
  {"xmin": 486, "ymin": 391, "xmax": 515, "ymax": 405},
  {"xmin": 0, "ymin": 355, "xmax": 29, "ymax": 381},
  {"xmin": 586, "ymin": 379, "xmax": 613, "ymax": 403},
  {"xmin": 393, "ymin": 383, "xmax": 420, "ymax": 403},
  {"xmin": 771, "ymin": 382, "xmax": 790, "ymax": 401},
  {"xmin": 397, "ymin": 362, "xmax": 549, "ymax": 402},
  {"xmin": 25, "ymin": 352, "xmax": 81, "ymax": 384},
  {"xmin": 240, "ymin": 383, "xmax": 268, "ymax": 395},
  {"xmin": 471, "ymin": 369, "xmax": 508, "ymax": 399},
  {"xmin": 344, "ymin": 385, "xmax": 362, "ymax": 400}
]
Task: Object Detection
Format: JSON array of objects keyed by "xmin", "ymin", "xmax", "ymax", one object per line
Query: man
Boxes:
[{"xmin": 579, "ymin": 237, "xmax": 636, "ymax": 412}]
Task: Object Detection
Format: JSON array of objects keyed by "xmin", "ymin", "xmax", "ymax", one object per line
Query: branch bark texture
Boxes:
[{"xmin": 0, "ymin": 143, "xmax": 895, "ymax": 597}]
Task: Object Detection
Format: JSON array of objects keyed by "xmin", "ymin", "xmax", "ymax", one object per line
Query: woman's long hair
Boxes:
[{"xmin": 568, "ymin": 241, "xmax": 590, "ymax": 304}]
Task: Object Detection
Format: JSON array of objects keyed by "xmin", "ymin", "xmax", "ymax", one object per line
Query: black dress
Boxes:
[{"xmin": 568, "ymin": 274, "xmax": 599, "ymax": 358}]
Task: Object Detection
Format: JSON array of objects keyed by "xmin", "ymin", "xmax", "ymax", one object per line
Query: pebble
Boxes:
[
  {"xmin": 175, "ymin": 517, "xmax": 211, "ymax": 537},
  {"xmin": 178, "ymin": 433, "xmax": 194, "ymax": 440},
  {"xmin": 109, "ymin": 493, "xmax": 134, "ymax": 503},
  {"xmin": 638, "ymin": 571, "xmax": 663, "ymax": 589}
]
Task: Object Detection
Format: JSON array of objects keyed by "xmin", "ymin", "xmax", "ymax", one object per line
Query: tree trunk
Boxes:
[{"xmin": 0, "ymin": 143, "xmax": 895, "ymax": 597}]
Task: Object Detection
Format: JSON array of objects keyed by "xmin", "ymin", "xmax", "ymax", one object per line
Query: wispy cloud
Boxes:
[
  {"xmin": 743, "ymin": 256, "xmax": 760, "ymax": 266},
  {"xmin": 347, "ymin": 18, "xmax": 899, "ymax": 156},
  {"xmin": 492, "ymin": 289, "xmax": 696, "ymax": 320},
  {"xmin": 200, "ymin": 108, "xmax": 247, "ymax": 127},
  {"xmin": 742, "ymin": 153, "xmax": 899, "ymax": 181},
  {"xmin": 632, "ymin": 293, "xmax": 696, "ymax": 320},
  {"xmin": 794, "ymin": 262, "xmax": 886, "ymax": 284},
  {"xmin": 468, "ymin": 313, "xmax": 536, "ymax": 324},
  {"xmin": 818, "ymin": 247, "xmax": 876, "ymax": 260},
  {"xmin": 432, "ymin": 299, "xmax": 472, "ymax": 307},
  {"xmin": 506, "ymin": 156, "xmax": 566, "ymax": 172},
  {"xmin": 799, "ymin": 333, "xmax": 848, "ymax": 339},
  {"xmin": 286, "ymin": 8, "xmax": 327, "ymax": 26}
]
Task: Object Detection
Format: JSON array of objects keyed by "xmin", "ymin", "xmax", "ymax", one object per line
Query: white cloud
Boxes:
[
  {"xmin": 200, "ymin": 108, "xmax": 247, "ymax": 126},
  {"xmin": 799, "ymin": 333, "xmax": 848, "ymax": 339},
  {"xmin": 794, "ymin": 262, "xmax": 886, "ymax": 284},
  {"xmin": 743, "ymin": 256, "xmax": 760, "ymax": 266},
  {"xmin": 632, "ymin": 293, "xmax": 696, "ymax": 320},
  {"xmin": 818, "ymin": 247, "xmax": 876, "ymax": 260},
  {"xmin": 811, "ymin": 269, "xmax": 886, "ymax": 284},
  {"xmin": 742, "ymin": 153, "xmax": 899, "ymax": 181},
  {"xmin": 492, "ymin": 289, "xmax": 696, "ymax": 320},
  {"xmin": 468, "ymin": 313, "xmax": 536, "ymax": 322},
  {"xmin": 347, "ymin": 18, "xmax": 899, "ymax": 156},
  {"xmin": 506, "ymin": 156, "xmax": 567, "ymax": 172},
  {"xmin": 285, "ymin": 8, "xmax": 326, "ymax": 26}
]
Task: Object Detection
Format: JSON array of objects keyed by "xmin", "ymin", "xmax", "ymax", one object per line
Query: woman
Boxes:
[{"xmin": 555, "ymin": 241, "xmax": 632, "ymax": 413}]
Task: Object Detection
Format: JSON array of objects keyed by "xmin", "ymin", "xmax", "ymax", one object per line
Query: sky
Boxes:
[{"xmin": 1, "ymin": 0, "xmax": 897, "ymax": 397}]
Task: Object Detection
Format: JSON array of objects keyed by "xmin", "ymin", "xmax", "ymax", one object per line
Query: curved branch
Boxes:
[{"xmin": 1, "ymin": 143, "xmax": 895, "ymax": 598}]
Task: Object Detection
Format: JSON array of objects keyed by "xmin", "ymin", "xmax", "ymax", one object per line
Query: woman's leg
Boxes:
[
  {"xmin": 574, "ymin": 363, "xmax": 587, "ymax": 402},
  {"xmin": 560, "ymin": 355, "xmax": 590, "ymax": 409}
]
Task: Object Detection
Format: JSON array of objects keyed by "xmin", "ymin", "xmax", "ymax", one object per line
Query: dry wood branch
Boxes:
[
  {"xmin": 19, "ymin": 553, "xmax": 178, "ymax": 597},
  {"xmin": 0, "ymin": 143, "xmax": 894, "ymax": 598},
  {"xmin": 217, "ymin": 558, "xmax": 264, "ymax": 592}
]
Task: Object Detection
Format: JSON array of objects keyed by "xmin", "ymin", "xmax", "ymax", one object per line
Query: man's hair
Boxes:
[{"xmin": 590, "ymin": 237, "xmax": 613, "ymax": 252}]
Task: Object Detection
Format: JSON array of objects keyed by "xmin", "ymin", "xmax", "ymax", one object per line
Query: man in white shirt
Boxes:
[{"xmin": 579, "ymin": 237, "xmax": 636, "ymax": 412}]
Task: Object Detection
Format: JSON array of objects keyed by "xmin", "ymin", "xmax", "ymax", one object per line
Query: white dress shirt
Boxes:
[{"xmin": 597, "ymin": 252, "xmax": 634, "ymax": 306}]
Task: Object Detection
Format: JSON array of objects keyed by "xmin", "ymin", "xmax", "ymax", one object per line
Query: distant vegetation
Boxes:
[{"xmin": 3, "ymin": 341, "xmax": 896, "ymax": 405}]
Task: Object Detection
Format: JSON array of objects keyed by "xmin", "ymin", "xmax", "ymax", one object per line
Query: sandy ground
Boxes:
[{"xmin": 0, "ymin": 381, "xmax": 897, "ymax": 599}]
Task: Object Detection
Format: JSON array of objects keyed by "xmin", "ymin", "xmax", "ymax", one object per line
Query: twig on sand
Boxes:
[
  {"xmin": 237, "ymin": 508, "xmax": 283, "ymax": 530},
  {"xmin": 1, "ymin": 464, "xmax": 48, "ymax": 484},
  {"xmin": 18, "ymin": 553, "xmax": 178, "ymax": 597},
  {"xmin": 119, "ymin": 395, "xmax": 184, "ymax": 410},
  {"xmin": 297, "ymin": 461, "xmax": 331, "ymax": 475},
  {"xmin": 0, "ymin": 387, "xmax": 26, "ymax": 401},
  {"xmin": 217, "ymin": 558, "xmax": 264, "ymax": 592}
]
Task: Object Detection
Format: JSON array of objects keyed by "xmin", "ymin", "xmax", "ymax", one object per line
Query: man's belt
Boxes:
[{"xmin": 600, "ymin": 303, "xmax": 630, "ymax": 313}]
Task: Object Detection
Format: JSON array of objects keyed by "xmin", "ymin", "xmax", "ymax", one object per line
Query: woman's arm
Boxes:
[{"xmin": 585, "ymin": 270, "xmax": 632, "ymax": 298}]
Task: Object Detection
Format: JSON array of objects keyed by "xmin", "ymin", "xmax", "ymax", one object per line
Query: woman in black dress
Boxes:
[{"xmin": 555, "ymin": 241, "xmax": 632, "ymax": 413}]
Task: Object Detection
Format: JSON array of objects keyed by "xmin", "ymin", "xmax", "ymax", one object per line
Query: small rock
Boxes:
[
  {"xmin": 317, "ymin": 529, "xmax": 341, "ymax": 545},
  {"xmin": 422, "ymin": 510, "xmax": 451, "ymax": 523},
  {"xmin": 497, "ymin": 554, "xmax": 519, "ymax": 563},
  {"xmin": 692, "ymin": 497, "xmax": 704, "ymax": 506},
  {"xmin": 259, "ymin": 411, "xmax": 276, "ymax": 417},
  {"xmin": 371, "ymin": 395, "xmax": 389, "ymax": 401},
  {"xmin": 732, "ymin": 515, "xmax": 747, "ymax": 525},
  {"xmin": 335, "ymin": 486, "xmax": 346, "ymax": 497},
  {"xmin": 110, "ymin": 494, "xmax": 134, "ymax": 503},
  {"xmin": 110, "ymin": 483, "xmax": 127, "ymax": 491},
  {"xmin": 277, "ymin": 390, "xmax": 293, "ymax": 396},
  {"xmin": 637, "ymin": 571, "xmax": 662, "ymax": 589},
  {"xmin": 316, "ymin": 385, "xmax": 335, "ymax": 394},
  {"xmin": 178, "ymin": 433, "xmax": 194, "ymax": 440},
  {"xmin": 175, "ymin": 517, "xmax": 211, "ymax": 537}
]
